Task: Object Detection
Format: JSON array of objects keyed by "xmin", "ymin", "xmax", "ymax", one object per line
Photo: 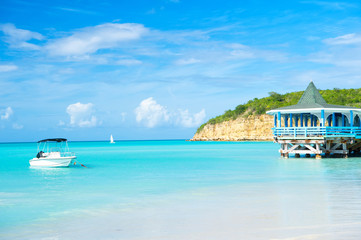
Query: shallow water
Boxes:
[{"xmin": 1, "ymin": 140, "xmax": 361, "ymax": 239}]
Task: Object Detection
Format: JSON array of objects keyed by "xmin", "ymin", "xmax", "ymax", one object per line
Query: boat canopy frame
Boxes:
[
  {"xmin": 37, "ymin": 138, "xmax": 67, "ymax": 143},
  {"xmin": 35, "ymin": 138, "xmax": 74, "ymax": 158}
]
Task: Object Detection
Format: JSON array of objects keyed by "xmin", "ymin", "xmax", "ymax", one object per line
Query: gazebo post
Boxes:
[
  {"xmin": 321, "ymin": 109, "xmax": 325, "ymax": 126},
  {"xmin": 274, "ymin": 114, "xmax": 277, "ymax": 127},
  {"xmin": 350, "ymin": 110, "xmax": 354, "ymax": 128},
  {"xmin": 277, "ymin": 112, "xmax": 281, "ymax": 127},
  {"xmin": 290, "ymin": 113, "xmax": 293, "ymax": 127}
]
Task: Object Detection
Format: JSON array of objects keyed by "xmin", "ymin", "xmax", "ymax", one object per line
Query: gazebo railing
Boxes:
[{"xmin": 272, "ymin": 127, "xmax": 361, "ymax": 137}]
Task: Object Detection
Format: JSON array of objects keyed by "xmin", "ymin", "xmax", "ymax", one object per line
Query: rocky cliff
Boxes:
[{"xmin": 191, "ymin": 114, "xmax": 274, "ymax": 141}]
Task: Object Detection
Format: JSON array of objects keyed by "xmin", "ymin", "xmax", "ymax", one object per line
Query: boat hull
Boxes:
[{"xmin": 29, "ymin": 156, "xmax": 76, "ymax": 167}]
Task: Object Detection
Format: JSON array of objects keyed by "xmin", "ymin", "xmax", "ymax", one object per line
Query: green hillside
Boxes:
[{"xmin": 197, "ymin": 88, "xmax": 361, "ymax": 133}]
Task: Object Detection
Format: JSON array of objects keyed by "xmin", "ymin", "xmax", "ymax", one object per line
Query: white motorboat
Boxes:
[
  {"xmin": 29, "ymin": 138, "xmax": 77, "ymax": 167},
  {"xmin": 110, "ymin": 134, "xmax": 115, "ymax": 144}
]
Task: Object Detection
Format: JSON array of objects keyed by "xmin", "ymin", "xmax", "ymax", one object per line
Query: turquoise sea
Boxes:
[{"xmin": 1, "ymin": 140, "xmax": 361, "ymax": 239}]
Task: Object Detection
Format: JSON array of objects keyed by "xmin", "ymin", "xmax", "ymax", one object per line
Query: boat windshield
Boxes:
[
  {"xmin": 50, "ymin": 147, "xmax": 61, "ymax": 152},
  {"xmin": 37, "ymin": 140, "xmax": 69, "ymax": 154}
]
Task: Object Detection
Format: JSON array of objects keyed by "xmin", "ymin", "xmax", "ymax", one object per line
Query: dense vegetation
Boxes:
[{"xmin": 196, "ymin": 88, "xmax": 361, "ymax": 133}]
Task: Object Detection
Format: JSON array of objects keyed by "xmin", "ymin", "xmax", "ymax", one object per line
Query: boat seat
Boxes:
[{"xmin": 36, "ymin": 151, "xmax": 44, "ymax": 158}]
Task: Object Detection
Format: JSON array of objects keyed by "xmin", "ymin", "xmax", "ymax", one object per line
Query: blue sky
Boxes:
[{"xmin": 1, "ymin": 0, "xmax": 361, "ymax": 142}]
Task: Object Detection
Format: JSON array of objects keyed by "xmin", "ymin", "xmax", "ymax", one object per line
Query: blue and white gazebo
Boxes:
[{"xmin": 266, "ymin": 82, "xmax": 361, "ymax": 158}]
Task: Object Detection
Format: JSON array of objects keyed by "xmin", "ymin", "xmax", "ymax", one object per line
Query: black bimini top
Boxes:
[{"xmin": 38, "ymin": 138, "xmax": 67, "ymax": 143}]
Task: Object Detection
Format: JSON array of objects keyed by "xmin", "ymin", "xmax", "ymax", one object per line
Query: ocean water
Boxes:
[{"xmin": 1, "ymin": 140, "xmax": 361, "ymax": 239}]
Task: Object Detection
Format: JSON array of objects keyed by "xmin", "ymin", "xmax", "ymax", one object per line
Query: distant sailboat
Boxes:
[{"xmin": 110, "ymin": 134, "xmax": 115, "ymax": 144}]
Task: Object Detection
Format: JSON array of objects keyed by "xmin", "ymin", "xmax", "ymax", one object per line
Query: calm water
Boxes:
[{"xmin": 1, "ymin": 140, "xmax": 361, "ymax": 239}]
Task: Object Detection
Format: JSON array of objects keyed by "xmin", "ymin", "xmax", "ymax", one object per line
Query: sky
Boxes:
[{"xmin": 1, "ymin": 0, "xmax": 361, "ymax": 142}]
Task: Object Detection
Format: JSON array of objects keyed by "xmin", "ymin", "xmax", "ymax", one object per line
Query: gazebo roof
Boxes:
[
  {"xmin": 267, "ymin": 82, "xmax": 361, "ymax": 114},
  {"xmin": 298, "ymin": 81, "xmax": 327, "ymax": 106}
]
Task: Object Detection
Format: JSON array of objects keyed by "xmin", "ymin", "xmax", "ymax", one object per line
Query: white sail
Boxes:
[{"xmin": 110, "ymin": 134, "xmax": 115, "ymax": 143}]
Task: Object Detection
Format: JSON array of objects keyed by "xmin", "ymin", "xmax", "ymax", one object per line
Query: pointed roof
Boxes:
[
  {"xmin": 267, "ymin": 82, "xmax": 361, "ymax": 114},
  {"xmin": 297, "ymin": 81, "xmax": 327, "ymax": 105}
]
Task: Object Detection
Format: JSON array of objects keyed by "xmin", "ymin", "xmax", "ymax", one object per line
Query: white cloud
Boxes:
[
  {"xmin": 175, "ymin": 58, "xmax": 201, "ymax": 65},
  {"xmin": 300, "ymin": 1, "xmax": 355, "ymax": 10},
  {"xmin": 135, "ymin": 97, "xmax": 206, "ymax": 128},
  {"xmin": 116, "ymin": 59, "xmax": 142, "ymax": 66},
  {"xmin": 135, "ymin": 97, "xmax": 170, "ymax": 128},
  {"xmin": 169, "ymin": 43, "xmax": 286, "ymax": 70},
  {"xmin": 309, "ymin": 33, "xmax": 361, "ymax": 68},
  {"xmin": 309, "ymin": 51, "xmax": 361, "ymax": 67},
  {"xmin": 176, "ymin": 109, "xmax": 206, "ymax": 127},
  {"xmin": 66, "ymin": 102, "xmax": 98, "ymax": 127},
  {"xmin": 1, "ymin": 107, "xmax": 13, "ymax": 120},
  {"xmin": 228, "ymin": 43, "xmax": 286, "ymax": 62},
  {"xmin": 0, "ymin": 23, "xmax": 43, "ymax": 50},
  {"xmin": 229, "ymin": 43, "xmax": 255, "ymax": 59},
  {"xmin": 0, "ymin": 64, "xmax": 18, "ymax": 72},
  {"xmin": 146, "ymin": 8, "xmax": 156, "ymax": 15},
  {"xmin": 46, "ymin": 23, "xmax": 148, "ymax": 57},
  {"xmin": 324, "ymin": 33, "xmax": 361, "ymax": 45},
  {"xmin": 12, "ymin": 123, "xmax": 23, "ymax": 130},
  {"xmin": 120, "ymin": 112, "xmax": 127, "ymax": 122},
  {"xmin": 54, "ymin": 7, "xmax": 97, "ymax": 15},
  {"xmin": 230, "ymin": 49, "xmax": 255, "ymax": 59}
]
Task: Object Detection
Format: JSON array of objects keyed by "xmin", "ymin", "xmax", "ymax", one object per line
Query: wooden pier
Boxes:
[{"xmin": 267, "ymin": 82, "xmax": 361, "ymax": 159}]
